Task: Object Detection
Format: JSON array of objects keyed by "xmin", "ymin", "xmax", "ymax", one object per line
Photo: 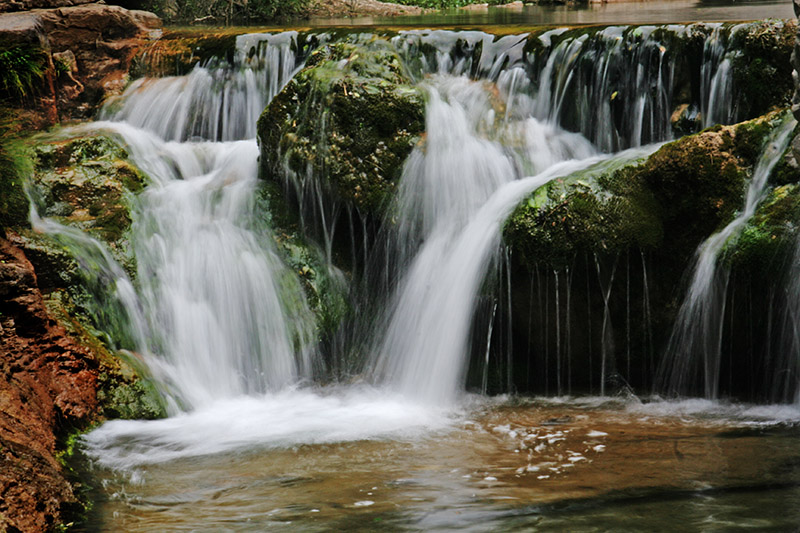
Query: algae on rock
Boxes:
[
  {"xmin": 504, "ymin": 114, "xmax": 785, "ymax": 270},
  {"xmin": 258, "ymin": 37, "xmax": 426, "ymax": 215}
]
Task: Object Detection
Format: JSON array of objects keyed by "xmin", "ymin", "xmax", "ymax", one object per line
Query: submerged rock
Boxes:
[{"xmin": 258, "ymin": 38, "xmax": 425, "ymax": 215}]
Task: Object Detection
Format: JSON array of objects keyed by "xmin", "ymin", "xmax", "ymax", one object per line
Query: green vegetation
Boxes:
[
  {"xmin": 45, "ymin": 289, "xmax": 168, "ymax": 420},
  {"xmin": 393, "ymin": 0, "xmax": 514, "ymax": 8},
  {"xmin": 142, "ymin": 0, "xmax": 311, "ymax": 24},
  {"xmin": 504, "ymin": 114, "xmax": 783, "ymax": 270},
  {"xmin": 257, "ymin": 181, "xmax": 350, "ymax": 339},
  {"xmin": 0, "ymin": 43, "xmax": 47, "ymax": 104},
  {"xmin": 0, "ymin": 115, "xmax": 32, "ymax": 233},
  {"xmin": 723, "ymin": 184, "xmax": 800, "ymax": 272},
  {"xmin": 730, "ymin": 20, "xmax": 795, "ymax": 119}
]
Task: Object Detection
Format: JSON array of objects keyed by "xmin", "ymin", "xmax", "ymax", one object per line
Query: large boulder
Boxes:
[
  {"xmin": 503, "ymin": 115, "xmax": 781, "ymax": 269},
  {"xmin": 258, "ymin": 38, "xmax": 425, "ymax": 215},
  {"xmin": 0, "ymin": 3, "xmax": 161, "ymax": 120},
  {"xmin": 502, "ymin": 112, "xmax": 793, "ymax": 396}
]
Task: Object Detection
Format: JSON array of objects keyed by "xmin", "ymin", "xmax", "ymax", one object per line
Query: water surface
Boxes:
[
  {"xmin": 307, "ymin": 0, "xmax": 793, "ymax": 28},
  {"xmin": 79, "ymin": 396, "xmax": 800, "ymax": 531}
]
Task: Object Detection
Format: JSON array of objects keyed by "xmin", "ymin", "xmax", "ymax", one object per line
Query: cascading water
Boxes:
[
  {"xmin": 392, "ymin": 22, "xmax": 753, "ymax": 152},
  {"xmin": 658, "ymin": 114, "xmax": 797, "ymax": 399},
  {"xmin": 24, "ymin": 19, "xmax": 800, "ymax": 531},
  {"xmin": 369, "ymin": 74, "xmax": 597, "ymax": 404},
  {"xmin": 22, "ymin": 23, "xmax": 787, "ymax": 478},
  {"xmin": 102, "ymin": 32, "xmax": 302, "ymax": 142}
]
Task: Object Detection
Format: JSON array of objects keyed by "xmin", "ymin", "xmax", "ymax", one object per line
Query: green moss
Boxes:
[
  {"xmin": 258, "ymin": 38, "xmax": 425, "ymax": 216},
  {"xmin": 26, "ymin": 131, "xmax": 148, "ymax": 272},
  {"xmin": 44, "ymin": 290, "xmax": 167, "ymax": 420},
  {"xmin": 257, "ymin": 183, "xmax": 350, "ymax": 337},
  {"xmin": 504, "ymin": 150, "xmax": 661, "ymax": 268},
  {"xmin": 723, "ymin": 184, "xmax": 800, "ymax": 272},
  {"xmin": 0, "ymin": 132, "xmax": 32, "ymax": 233},
  {"xmin": 504, "ymin": 113, "xmax": 783, "ymax": 270},
  {"xmin": 730, "ymin": 20, "xmax": 795, "ymax": 119}
]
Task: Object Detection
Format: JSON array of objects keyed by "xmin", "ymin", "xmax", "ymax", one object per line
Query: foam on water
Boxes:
[{"xmin": 82, "ymin": 386, "xmax": 457, "ymax": 471}]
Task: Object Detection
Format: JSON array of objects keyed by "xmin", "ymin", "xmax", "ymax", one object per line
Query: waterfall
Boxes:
[
  {"xmin": 392, "ymin": 22, "xmax": 767, "ymax": 152},
  {"xmin": 105, "ymin": 123, "xmax": 312, "ymax": 409},
  {"xmin": 37, "ymin": 33, "xmax": 315, "ymax": 410},
  {"xmin": 101, "ymin": 32, "xmax": 302, "ymax": 142},
  {"xmin": 658, "ymin": 114, "xmax": 797, "ymax": 399},
  {"xmin": 368, "ymin": 73, "xmax": 596, "ymax": 404},
  {"xmin": 18, "ymin": 24, "xmax": 791, "ymax": 476}
]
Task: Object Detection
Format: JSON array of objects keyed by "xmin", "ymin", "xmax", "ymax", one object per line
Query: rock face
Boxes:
[
  {"xmin": 502, "ymin": 112, "xmax": 799, "ymax": 398},
  {"xmin": 0, "ymin": 129, "xmax": 163, "ymax": 530},
  {"xmin": 0, "ymin": 3, "xmax": 161, "ymax": 120},
  {"xmin": 28, "ymin": 132, "xmax": 146, "ymax": 265},
  {"xmin": 0, "ymin": 0, "xmax": 96, "ymax": 12},
  {"xmin": 258, "ymin": 39, "xmax": 425, "ymax": 215},
  {"xmin": 0, "ymin": 236, "xmax": 98, "ymax": 532},
  {"xmin": 504, "ymin": 116, "xmax": 777, "ymax": 269}
]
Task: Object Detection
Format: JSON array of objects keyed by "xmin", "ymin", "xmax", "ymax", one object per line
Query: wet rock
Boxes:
[
  {"xmin": 670, "ymin": 103, "xmax": 701, "ymax": 138},
  {"xmin": 0, "ymin": 3, "xmax": 162, "ymax": 120},
  {"xmin": 504, "ymin": 113, "xmax": 782, "ymax": 270},
  {"xmin": 0, "ymin": 236, "xmax": 98, "ymax": 531},
  {"xmin": 26, "ymin": 131, "xmax": 147, "ymax": 268},
  {"xmin": 722, "ymin": 183, "xmax": 800, "ymax": 272},
  {"xmin": 258, "ymin": 38, "xmax": 425, "ymax": 215},
  {"xmin": 793, "ymin": 0, "xmax": 800, "ymax": 121},
  {"xmin": 731, "ymin": 20, "xmax": 795, "ymax": 120}
]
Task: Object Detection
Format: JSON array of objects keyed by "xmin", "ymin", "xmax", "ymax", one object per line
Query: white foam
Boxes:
[{"xmin": 83, "ymin": 387, "xmax": 455, "ymax": 471}]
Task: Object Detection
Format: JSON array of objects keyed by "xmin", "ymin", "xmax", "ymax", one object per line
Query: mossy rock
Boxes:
[
  {"xmin": 730, "ymin": 20, "xmax": 796, "ymax": 120},
  {"xmin": 26, "ymin": 132, "xmax": 147, "ymax": 271},
  {"xmin": 0, "ymin": 135, "xmax": 32, "ymax": 233},
  {"xmin": 258, "ymin": 38, "xmax": 425, "ymax": 215},
  {"xmin": 257, "ymin": 181, "xmax": 349, "ymax": 338},
  {"xmin": 722, "ymin": 183, "xmax": 800, "ymax": 272},
  {"xmin": 504, "ymin": 113, "xmax": 781, "ymax": 269},
  {"xmin": 44, "ymin": 290, "xmax": 167, "ymax": 421},
  {"xmin": 504, "ymin": 152, "xmax": 662, "ymax": 269}
]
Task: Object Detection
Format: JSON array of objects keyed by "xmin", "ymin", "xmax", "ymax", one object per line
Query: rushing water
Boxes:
[{"xmin": 25, "ymin": 18, "xmax": 800, "ymax": 531}]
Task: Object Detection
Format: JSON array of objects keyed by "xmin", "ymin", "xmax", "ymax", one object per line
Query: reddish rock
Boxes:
[
  {"xmin": 0, "ymin": 235, "xmax": 101, "ymax": 532},
  {"xmin": 0, "ymin": 3, "xmax": 161, "ymax": 120}
]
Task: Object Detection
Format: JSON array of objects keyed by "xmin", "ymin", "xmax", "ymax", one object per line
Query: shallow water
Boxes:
[
  {"xmin": 307, "ymin": 0, "xmax": 793, "ymax": 28},
  {"xmin": 79, "ymin": 395, "xmax": 800, "ymax": 531}
]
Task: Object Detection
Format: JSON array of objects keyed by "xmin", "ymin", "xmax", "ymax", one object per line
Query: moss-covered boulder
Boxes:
[
  {"xmin": 721, "ymin": 183, "xmax": 800, "ymax": 272},
  {"xmin": 504, "ymin": 151, "xmax": 662, "ymax": 269},
  {"xmin": 258, "ymin": 38, "xmax": 425, "ymax": 215},
  {"xmin": 26, "ymin": 131, "xmax": 147, "ymax": 270},
  {"xmin": 7, "ymin": 131, "xmax": 165, "ymax": 421},
  {"xmin": 257, "ymin": 181, "xmax": 350, "ymax": 340},
  {"xmin": 731, "ymin": 20, "xmax": 796, "ymax": 120},
  {"xmin": 504, "ymin": 114, "xmax": 784, "ymax": 270}
]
